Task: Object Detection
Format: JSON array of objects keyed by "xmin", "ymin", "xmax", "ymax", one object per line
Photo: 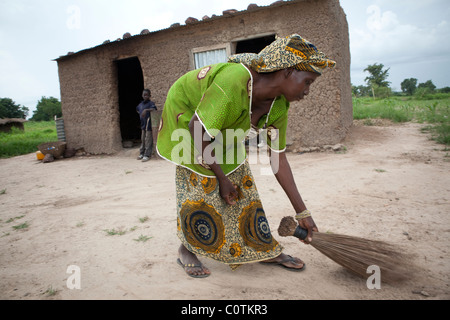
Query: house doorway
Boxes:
[
  {"xmin": 116, "ymin": 57, "xmax": 144, "ymax": 143},
  {"xmin": 234, "ymin": 34, "xmax": 276, "ymax": 54}
]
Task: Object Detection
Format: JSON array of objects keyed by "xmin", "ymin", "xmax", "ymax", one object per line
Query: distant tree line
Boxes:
[
  {"xmin": 0, "ymin": 98, "xmax": 29, "ymax": 119},
  {"xmin": 352, "ymin": 63, "xmax": 450, "ymax": 98},
  {"xmin": 0, "ymin": 96, "xmax": 62, "ymax": 121}
]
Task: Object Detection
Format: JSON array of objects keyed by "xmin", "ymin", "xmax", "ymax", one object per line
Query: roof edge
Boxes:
[{"xmin": 54, "ymin": 0, "xmax": 300, "ymax": 61}]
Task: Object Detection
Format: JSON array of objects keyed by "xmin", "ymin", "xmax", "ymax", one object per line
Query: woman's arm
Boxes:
[
  {"xmin": 271, "ymin": 151, "xmax": 318, "ymax": 243},
  {"xmin": 189, "ymin": 114, "xmax": 238, "ymax": 205}
]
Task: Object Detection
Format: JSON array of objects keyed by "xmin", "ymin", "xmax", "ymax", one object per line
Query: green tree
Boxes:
[
  {"xmin": 364, "ymin": 63, "xmax": 391, "ymax": 87},
  {"xmin": 438, "ymin": 86, "xmax": 450, "ymax": 93},
  {"xmin": 0, "ymin": 98, "xmax": 29, "ymax": 119},
  {"xmin": 417, "ymin": 80, "xmax": 436, "ymax": 92},
  {"xmin": 400, "ymin": 78, "xmax": 417, "ymax": 95},
  {"xmin": 373, "ymin": 86, "xmax": 392, "ymax": 99},
  {"xmin": 30, "ymin": 96, "xmax": 62, "ymax": 121},
  {"xmin": 352, "ymin": 85, "xmax": 371, "ymax": 97},
  {"xmin": 351, "ymin": 84, "xmax": 358, "ymax": 96},
  {"xmin": 364, "ymin": 63, "xmax": 391, "ymax": 98},
  {"xmin": 360, "ymin": 85, "xmax": 372, "ymax": 97}
]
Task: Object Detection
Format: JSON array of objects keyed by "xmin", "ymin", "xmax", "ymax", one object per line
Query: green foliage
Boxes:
[
  {"xmin": 0, "ymin": 98, "xmax": 29, "ymax": 119},
  {"xmin": 353, "ymin": 94, "xmax": 450, "ymax": 145},
  {"xmin": 414, "ymin": 80, "xmax": 436, "ymax": 98},
  {"xmin": 352, "ymin": 85, "xmax": 371, "ymax": 97},
  {"xmin": 438, "ymin": 87, "xmax": 450, "ymax": 94},
  {"xmin": 373, "ymin": 85, "xmax": 392, "ymax": 99},
  {"xmin": 0, "ymin": 121, "xmax": 58, "ymax": 158},
  {"xmin": 364, "ymin": 63, "xmax": 391, "ymax": 88},
  {"xmin": 30, "ymin": 97, "xmax": 62, "ymax": 121},
  {"xmin": 400, "ymin": 78, "xmax": 417, "ymax": 95},
  {"xmin": 418, "ymin": 80, "xmax": 436, "ymax": 92},
  {"xmin": 353, "ymin": 97, "xmax": 413, "ymax": 122}
]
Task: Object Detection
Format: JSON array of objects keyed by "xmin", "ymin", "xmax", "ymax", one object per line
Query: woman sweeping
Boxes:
[{"xmin": 156, "ymin": 34, "xmax": 335, "ymax": 278}]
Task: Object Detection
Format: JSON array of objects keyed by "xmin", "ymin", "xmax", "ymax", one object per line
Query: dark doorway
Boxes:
[
  {"xmin": 235, "ymin": 34, "xmax": 276, "ymax": 54},
  {"xmin": 116, "ymin": 57, "xmax": 144, "ymax": 142}
]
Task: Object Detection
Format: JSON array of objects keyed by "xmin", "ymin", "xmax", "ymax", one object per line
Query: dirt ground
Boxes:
[{"xmin": 0, "ymin": 121, "xmax": 449, "ymax": 300}]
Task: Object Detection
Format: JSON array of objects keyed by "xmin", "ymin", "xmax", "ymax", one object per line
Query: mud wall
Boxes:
[{"xmin": 57, "ymin": 0, "xmax": 352, "ymax": 154}]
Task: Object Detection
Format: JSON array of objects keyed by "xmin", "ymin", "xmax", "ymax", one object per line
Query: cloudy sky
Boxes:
[{"xmin": 1, "ymin": 0, "xmax": 449, "ymax": 117}]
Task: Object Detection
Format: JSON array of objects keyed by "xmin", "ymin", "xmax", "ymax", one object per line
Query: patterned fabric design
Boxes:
[
  {"xmin": 228, "ymin": 34, "xmax": 335, "ymax": 74},
  {"xmin": 176, "ymin": 161, "xmax": 282, "ymax": 269}
]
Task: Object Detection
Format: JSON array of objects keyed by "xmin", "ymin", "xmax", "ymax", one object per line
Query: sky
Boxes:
[{"xmin": 1, "ymin": 0, "xmax": 449, "ymax": 118}]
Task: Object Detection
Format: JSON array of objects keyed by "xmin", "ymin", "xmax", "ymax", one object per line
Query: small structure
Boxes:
[
  {"xmin": 0, "ymin": 118, "xmax": 27, "ymax": 133},
  {"xmin": 55, "ymin": 0, "xmax": 352, "ymax": 154}
]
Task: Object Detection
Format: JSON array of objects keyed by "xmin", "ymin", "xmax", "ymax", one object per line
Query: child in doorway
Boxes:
[{"xmin": 136, "ymin": 89, "xmax": 157, "ymax": 161}]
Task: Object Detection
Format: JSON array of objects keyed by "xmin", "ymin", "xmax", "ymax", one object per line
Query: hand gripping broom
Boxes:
[{"xmin": 277, "ymin": 216, "xmax": 411, "ymax": 284}]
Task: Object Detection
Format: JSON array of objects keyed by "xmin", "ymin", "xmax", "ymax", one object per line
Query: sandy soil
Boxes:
[{"xmin": 0, "ymin": 121, "xmax": 449, "ymax": 300}]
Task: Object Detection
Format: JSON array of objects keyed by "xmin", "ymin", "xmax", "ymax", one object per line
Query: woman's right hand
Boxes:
[
  {"xmin": 297, "ymin": 216, "xmax": 318, "ymax": 244},
  {"xmin": 218, "ymin": 177, "xmax": 238, "ymax": 205}
]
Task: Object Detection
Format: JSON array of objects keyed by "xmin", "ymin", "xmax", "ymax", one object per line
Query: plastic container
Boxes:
[{"xmin": 36, "ymin": 151, "xmax": 45, "ymax": 160}]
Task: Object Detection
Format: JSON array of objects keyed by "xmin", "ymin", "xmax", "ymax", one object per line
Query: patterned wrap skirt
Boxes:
[{"xmin": 176, "ymin": 161, "xmax": 283, "ymax": 270}]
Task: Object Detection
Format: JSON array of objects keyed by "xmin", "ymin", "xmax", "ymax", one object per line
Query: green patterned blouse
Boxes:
[{"xmin": 156, "ymin": 62, "xmax": 289, "ymax": 177}]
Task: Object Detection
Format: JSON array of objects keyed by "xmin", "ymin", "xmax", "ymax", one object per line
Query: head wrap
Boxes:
[{"xmin": 228, "ymin": 34, "xmax": 335, "ymax": 75}]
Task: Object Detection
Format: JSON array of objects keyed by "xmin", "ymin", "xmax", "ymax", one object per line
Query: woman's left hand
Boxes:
[{"xmin": 218, "ymin": 176, "xmax": 238, "ymax": 206}]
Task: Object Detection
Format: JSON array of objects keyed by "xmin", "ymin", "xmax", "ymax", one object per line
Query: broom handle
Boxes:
[{"xmin": 293, "ymin": 226, "xmax": 309, "ymax": 240}]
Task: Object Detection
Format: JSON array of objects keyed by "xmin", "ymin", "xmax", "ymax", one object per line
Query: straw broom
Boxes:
[{"xmin": 277, "ymin": 216, "xmax": 411, "ymax": 284}]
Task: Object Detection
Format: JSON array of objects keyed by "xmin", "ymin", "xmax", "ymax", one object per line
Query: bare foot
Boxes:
[{"xmin": 178, "ymin": 244, "xmax": 211, "ymax": 278}]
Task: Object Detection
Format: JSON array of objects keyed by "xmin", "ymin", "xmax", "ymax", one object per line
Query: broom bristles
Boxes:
[{"xmin": 278, "ymin": 216, "xmax": 412, "ymax": 284}]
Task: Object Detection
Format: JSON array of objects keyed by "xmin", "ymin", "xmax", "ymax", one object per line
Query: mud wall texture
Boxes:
[{"xmin": 56, "ymin": 0, "xmax": 352, "ymax": 154}]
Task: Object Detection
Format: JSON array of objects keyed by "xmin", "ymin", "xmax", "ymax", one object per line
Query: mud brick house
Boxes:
[{"xmin": 55, "ymin": 0, "xmax": 352, "ymax": 154}]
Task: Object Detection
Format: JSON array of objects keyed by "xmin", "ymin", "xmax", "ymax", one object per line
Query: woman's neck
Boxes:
[{"xmin": 250, "ymin": 69, "xmax": 283, "ymax": 109}]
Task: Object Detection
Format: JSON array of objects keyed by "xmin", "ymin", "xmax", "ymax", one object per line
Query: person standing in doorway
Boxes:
[{"xmin": 136, "ymin": 89, "xmax": 157, "ymax": 162}]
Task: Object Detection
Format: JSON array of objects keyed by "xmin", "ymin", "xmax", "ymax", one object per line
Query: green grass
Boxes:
[
  {"xmin": 353, "ymin": 93, "xmax": 450, "ymax": 145},
  {"xmin": 133, "ymin": 234, "xmax": 152, "ymax": 242},
  {"xmin": 138, "ymin": 216, "xmax": 149, "ymax": 223},
  {"xmin": 0, "ymin": 121, "xmax": 58, "ymax": 158},
  {"xmin": 6, "ymin": 215, "xmax": 25, "ymax": 223},
  {"xmin": 45, "ymin": 286, "xmax": 57, "ymax": 296},
  {"xmin": 12, "ymin": 222, "xmax": 29, "ymax": 230},
  {"xmin": 104, "ymin": 228, "xmax": 127, "ymax": 236}
]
